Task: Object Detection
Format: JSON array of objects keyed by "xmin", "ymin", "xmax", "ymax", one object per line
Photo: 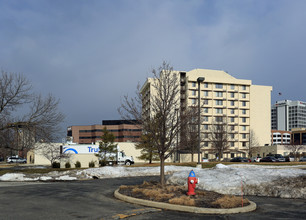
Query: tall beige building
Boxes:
[{"xmin": 141, "ymin": 69, "xmax": 272, "ymax": 159}]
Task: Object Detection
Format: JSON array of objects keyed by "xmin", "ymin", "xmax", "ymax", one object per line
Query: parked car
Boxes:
[
  {"xmin": 299, "ymin": 156, "xmax": 306, "ymax": 162},
  {"xmin": 260, "ymin": 156, "xmax": 276, "ymax": 162},
  {"xmin": 230, "ymin": 157, "xmax": 250, "ymax": 162},
  {"xmin": 275, "ymin": 155, "xmax": 285, "ymax": 162},
  {"xmin": 7, "ymin": 157, "xmax": 27, "ymax": 163},
  {"xmin": 267, "ymin": 154, "xmax": 285, "ymax": 162},
  {"xmin": 251, "ymin": 156, "xmax": 262, "ymax": 162},
  {"xmin": 284, "ymin": 156, "xmax": 295, "ymax": 162},
  {"xmin": 202, "ymin": 158, "xmax": 209, "ymax": 162},
  {"xmin": 221, "ymin": 158, "xmax": 231, "ymax": 162}
]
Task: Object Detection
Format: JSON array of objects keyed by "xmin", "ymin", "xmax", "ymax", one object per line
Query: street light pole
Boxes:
[
  {"xmin": 175, "ymin": 108, "xmax": 179, "ymax": 163},
  {"xmin": 197, "ymin": 77, "xmax": 205, "ymax": 168}
]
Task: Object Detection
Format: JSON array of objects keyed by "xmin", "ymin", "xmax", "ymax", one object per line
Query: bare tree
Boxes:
[
  {"xmin": 0, "ymin": 71, "xmax": 65, "ymax": 156},
  {"xmin": 246, "ymin": 129, "xmax": 259, "ymax": 157},
  {"xmin": 285, "ymin": 141, "xmax": 305, "ymax": 161},
  {"xmin": 36, "ymin": 143, "xmax": 69, "ymax": 165},
  {"xmin": 118, "ymin": 61, "xmax": 180, "ymax": 187},
  {"xmin": 208, "ymin": 116, "xmax": 230, "ymax": 161},
  {"xmin": 179, "ymin": 106, "xmax": 200, "ymax": 162},
  {"xmin": 118, "ymin": 83, "xmax": 143, "ymax": 123},
  {"xmin": 145, "ymin": 62, "xmax": 181, "ymax": 186}
]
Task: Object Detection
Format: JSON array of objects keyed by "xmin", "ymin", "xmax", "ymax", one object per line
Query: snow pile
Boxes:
[
  {"xmin": 55, "ymin": 175, "xmax": 77, "ymax": 181},
  {"xmin": 0, "ymin": 173, "xmax": 39, "ymax": 181},
  {"xmin": 166, "ymin": 164, "xmax": 306, "ymax": 199},
  {"xmin": 77, "ymin": 165, "xmax": 188, "ymax": 179},
  {"xmin": 0, "ymin": 164, "xmax": 305, "ymax": 198}
]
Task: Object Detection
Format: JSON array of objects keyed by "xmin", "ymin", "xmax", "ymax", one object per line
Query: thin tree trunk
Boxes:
[{"xmin": 160, "ymin": 156, "xmax": 165, "ymax": 188}]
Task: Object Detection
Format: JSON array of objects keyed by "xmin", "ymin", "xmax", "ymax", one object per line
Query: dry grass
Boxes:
[
  {"xmin": 118, "ymin": 181, "xmax": 250, "ymax": 209},
  {"xmin": 139, "ymin": 188, "xmax": 174, "ymax": 201},
  {"xmin": 169, "ymin": 195, "xmax": 196, "ymax": 206},
  {"xmin": 212, "ymin": 195, "xmax": 249, "ymax": 209}
]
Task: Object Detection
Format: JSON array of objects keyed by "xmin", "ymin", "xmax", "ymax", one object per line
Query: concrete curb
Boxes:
[{"xmin": 114, "ymin": 189, "xmax": 257, "ymax": 214}]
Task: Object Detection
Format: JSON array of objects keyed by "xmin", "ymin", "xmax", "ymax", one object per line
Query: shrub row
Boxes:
[{"xmin": 52, "ymin": 160, "xmax": 96, "ymax": 168}]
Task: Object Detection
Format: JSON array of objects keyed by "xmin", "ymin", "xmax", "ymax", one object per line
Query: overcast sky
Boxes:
[{"xmin": 1, "ymin": 0, "xmax": 306, "ymax": 138}]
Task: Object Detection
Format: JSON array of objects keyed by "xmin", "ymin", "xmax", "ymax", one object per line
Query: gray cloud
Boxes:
[{"xmin": 1, "ymin": 0, "xmax": 306, "ymax": 138}]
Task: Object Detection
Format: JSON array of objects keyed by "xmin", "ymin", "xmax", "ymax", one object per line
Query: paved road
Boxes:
[{"xmin": 0, "ymin": 176, "xmax": 305, "ymax": 219}]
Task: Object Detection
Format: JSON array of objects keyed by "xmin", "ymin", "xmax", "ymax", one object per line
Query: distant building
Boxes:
[
  {"xmin": 67, "ymin": 120, "xmax": 141, "ymax": 144},
  {"xmin": 291, "ymin": 128, "xmax": 306, "ymax": 145},
  {"xmin": 271, "ymin": 130, "xmax": 291, "ymax": 145},
  {"xmin": 271, "ymin": 100, "xmax": 306, "ymax": 131}
]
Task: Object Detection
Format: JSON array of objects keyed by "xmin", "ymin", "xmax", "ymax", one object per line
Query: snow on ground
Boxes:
[
  {"xmin": 0, "ymin": 164, "xmax": 305, "ymax": 198},
  {"xmin": 167, "ymin": 164, "xmax": 306, "ymax": 199}
]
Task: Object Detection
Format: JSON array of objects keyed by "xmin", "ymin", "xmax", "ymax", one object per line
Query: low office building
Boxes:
[
  {"xmin": 291, "ymin": 128, "xmax": 306, "ymax": 145},
  {"xmin": 67, "ymin": 120, "xmax": 142, "ymax": 144},
  {"xmin": 271, "ymin": 130, "xmax": 291, "ymax": 145},
  {"xmin": 253, "ymin": 144, "xmax": 306, "ymax": 158},
  {"xmin": 28, "ymin": 142, "xmax": 147, "ymax": 167}
]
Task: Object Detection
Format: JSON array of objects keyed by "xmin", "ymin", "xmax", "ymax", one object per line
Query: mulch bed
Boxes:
[{"xmin": 118, "ymin": 181, "xmax": 250, "ymax": 209}]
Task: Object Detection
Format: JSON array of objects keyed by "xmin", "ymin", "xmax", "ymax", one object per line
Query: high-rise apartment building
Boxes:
[
  {"xmin": 271, "ymin": 100, "xmax": 306, "ymax": 131},
  {"xmin": 141, "ymin": 69, "xmax": 272, "ymax": 159}
]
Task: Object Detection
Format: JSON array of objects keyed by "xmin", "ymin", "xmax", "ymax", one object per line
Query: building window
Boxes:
[
  {"xmin": 242, "ymin": 125, "xmax": 246, "ymax": 131},
  {"xmin": 215, "ymin": 100, "xmax": 223, "ymax": 105},
  {"xmin": 230, "ymin": 125, "xmax": 235, "ymax": 131},
  {"xmin": 204, "ymin": 91, "xmax": 209, "ymax": 96},
  {"xmin": 204, "ymin": 83, "xmax": 208, "ymax": 88},
  {"xmin": 204, "ymin": 141, "xmax": 208, "ymax": 147},
  {"xmin": 231, "ymin": 84, "xmax": 235, "ymax": 90},
  {"xmin": 230, "ymin": 117, "xmax": 235, "ymax": 122},
  {"xmin": 203, "ymin": 116, "xmax": 208, "ymax": 122},
  {"xmin": 242, "ymin": 93, "xmax": 246, "ymax": 98},
  {"xmin": 230, "ymin": 142, "xmax": 235, "ymax": 147},
  {"xmin": 204, "ymin": 99, "xmax": 209, "ymax": 105},
  {"xmin": 242, "ymin": 117, "xmax": 246, "ymax": 123},
  {"xmin": 203, "ymin": 108, "xmax": 208, "ymax": 113},
  {"xmin": 204, "ymin": 124, "xmax": 209, "ymax": 130},
  {"xmin": 192, "ymin": 99, "xmax": 196, "ymax": 105},
  {"xmin": 242, "ymin": 109, "xmax": 246, "ymax": 115},
  {"xmin": 230, "ymin": 109, "xmax": 235, "ymax": 114},
  {"xmin": 242, "ymin": 142, "xmax": 247, "ymax": 147},
  {"xmin": 242, "ymin": 101, "xmax": 246, "ymax": 107},
  {"xmin": 192, "ymin": 82, "xmax": 196, "ymax": 87},
  {"xmin": 230, "ymin": 92, "xmax": 235, "ymax": 98},
  {"xmin": 215, "ymin": 91, "xmax": 223, "ymax": 97},
  {"xmin": 242, "ymin": 85, "xmax": 246, "ymax": 90},
  {"xmin": 215, "ymin": 116, "xmax": 223, "ymax": 122},
  {"xmin": 242, "ymin": 134, "xmax": 246, "ymax": 139},
  {"xmin": 230, "ymin": 101, "xmax": 235, "ymax": 106},
  {"xmin": 216, "ymin": 108, "xmax": 223, "ymax": 114},
  {"xmin": 215, "ymin": 83, "xmax": 223, "ymax": 89},
  {"xmin": 192, "ymin": 90, "xmax": 196, "ymax": 96},
  {"xmin": 230, "ymin": 133, "xmax": 234, "ymax": 139}
]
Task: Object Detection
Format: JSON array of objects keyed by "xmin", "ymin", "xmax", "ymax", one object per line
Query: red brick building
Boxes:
[{"xmin": 67, "ymin": 120, "xmax": 141, "ymax": 144}]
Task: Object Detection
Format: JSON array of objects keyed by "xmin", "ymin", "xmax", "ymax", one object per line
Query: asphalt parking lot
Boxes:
[{"xmin": 0, "ymin": 176, "xmax": 305, "ymax": 219}]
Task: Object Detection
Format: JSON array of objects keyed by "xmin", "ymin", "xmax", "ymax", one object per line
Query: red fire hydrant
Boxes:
[{"xmin": 187, "ymin": 170, "xmax": 199, "ymax": 196}]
